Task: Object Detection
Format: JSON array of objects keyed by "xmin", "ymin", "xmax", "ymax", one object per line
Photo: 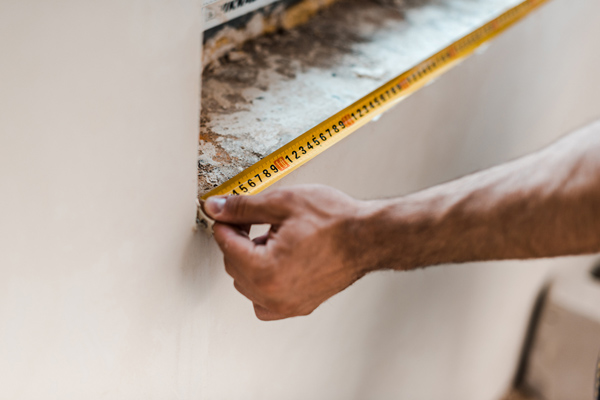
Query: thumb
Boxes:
[{"xmin": 204, "ymin": 193, "xmax": 291, "ymax": 225}]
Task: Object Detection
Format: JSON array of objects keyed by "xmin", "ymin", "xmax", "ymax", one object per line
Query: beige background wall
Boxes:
[
  {"xmin": 0, "ymin": 0, "xmax": 204, "ymax": 397},
  {"xmin": 0, "ymin": 0, "xmax": 599, "ymax": 399}
]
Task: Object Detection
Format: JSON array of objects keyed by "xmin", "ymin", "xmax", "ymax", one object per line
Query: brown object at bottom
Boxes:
[
  {"xmin": 501, "ymin": 389, "xmax": 541, "ymax": 400},
  {"xmin": 522, "ymin": 265, "xmax": 600, "ymax": 400}
]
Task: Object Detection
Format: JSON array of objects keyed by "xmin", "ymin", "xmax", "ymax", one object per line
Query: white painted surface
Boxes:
[
  {"xmin": 0, "ymin": 1, "xmax": 204, "ymax": 398},
  {"xmin": 1, "ymin": 1, "xmax": 600, "ymax": 400}
]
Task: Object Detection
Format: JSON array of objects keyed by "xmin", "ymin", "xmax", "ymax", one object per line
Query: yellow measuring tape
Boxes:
[{"xmin": 200, "ymin": 0, "xmax": 549, "ymax": 201}]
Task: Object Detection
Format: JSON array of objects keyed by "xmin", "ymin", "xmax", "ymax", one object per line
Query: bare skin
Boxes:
[{"xmin": 204, "ymin": 123, "xmax": 600, "ymax": 321}]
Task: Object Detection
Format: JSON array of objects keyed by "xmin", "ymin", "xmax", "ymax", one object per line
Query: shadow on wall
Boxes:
[{"xmin": 179, "ymin": 230, "xmax": 223, "ymax": 305}]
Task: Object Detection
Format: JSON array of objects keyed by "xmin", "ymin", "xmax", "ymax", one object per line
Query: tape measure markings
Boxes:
[{"xmin": 200, "ymin": 0, "xmax": 549, "ymax": 201}]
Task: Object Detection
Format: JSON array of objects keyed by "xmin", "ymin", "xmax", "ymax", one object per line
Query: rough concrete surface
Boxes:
[{"xmin": 198, "ymin": 0, "xmax": 523, "ymax": 195}]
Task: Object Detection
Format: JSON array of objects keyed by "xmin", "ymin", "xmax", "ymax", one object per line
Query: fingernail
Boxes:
[{"xmin": 205, "ymin": 196, "xmax": 227, "ymax": 217}]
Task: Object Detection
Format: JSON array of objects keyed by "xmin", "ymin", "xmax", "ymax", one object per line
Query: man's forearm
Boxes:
[
  {"xmin": 356, "ymin": 125, "xmax": 600, "ymax": 272},
  {"xmin": 206, "ymin": 122, "xmax": 600, "ymax": 319}
]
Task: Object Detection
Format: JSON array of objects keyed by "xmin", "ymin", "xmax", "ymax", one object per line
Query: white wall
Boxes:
[
  {"xmin": 0, "ymin": 0, "xmax": 204, "ymax": 398},
  {"xmin": 1, "ymin": 0, "xmax": 599, "ymax": 399}
]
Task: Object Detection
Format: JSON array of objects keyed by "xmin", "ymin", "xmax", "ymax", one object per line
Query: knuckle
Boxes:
[
  {"xmin": 220, "ymin": 236, "xmax": 235, "ymax": 254},
  {"xmin": 268, "ymin": 190, "xmax": 296, "ymax": 206},
  {"xmin": 298, "ymin": 308, "xmax": 314, "ymax": 317},
  {"xmin": 255, "ymin": 312, "xmax": 269, "ymax": 322},
  {"xmin": 268, "ymin": 302, "xmax": 287, "ymax": 315},
  {"xmin": 233, "ymin": 281, "xmax": 247, "ymax": 297},
  {"xmin": 255, "ymin": 309, "xmax": 275, "ymax": 322},
  {"xmin": 253, "ymin": 304, "xmax": 276, "ymax": 321},
  {"xmin": 268, "ymin": 300, "xmax": 295, "ymax": 316}
]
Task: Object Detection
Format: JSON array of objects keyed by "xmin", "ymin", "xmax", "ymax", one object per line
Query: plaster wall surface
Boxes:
[
  {"xmin": 0, "ymin": 1, "xmax": 204, "ymax": 398},
  {"xmin": 1, "ymin": 1, "xmax": 600, "ymax": 400}
]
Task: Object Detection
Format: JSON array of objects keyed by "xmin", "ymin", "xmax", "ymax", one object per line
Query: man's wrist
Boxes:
[
  {"xmin": 345, "ymin": 197, "xmax": 438, "ymax": 273},
  {"xmin": 357, "ymin": 188, "xmax": 472, "ymax": 272}
]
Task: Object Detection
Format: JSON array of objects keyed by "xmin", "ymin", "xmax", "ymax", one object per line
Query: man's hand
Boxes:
[
  {"xmin": 203, "ymin": 122, "xmax": 600, "ymax": 321},
  {"xmin": 203, "ymin": 185, "xmax": 373, "ymax": 321},
  {"xmin": 204, "ymin": 121, "xmax": 600, "ymax": 320}
]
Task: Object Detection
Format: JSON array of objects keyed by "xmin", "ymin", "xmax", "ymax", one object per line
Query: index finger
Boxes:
[{"xmin": 213, "ymin": 222, "xmax": 264, "ymax": 265}]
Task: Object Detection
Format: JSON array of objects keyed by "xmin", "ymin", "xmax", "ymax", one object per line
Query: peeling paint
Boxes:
[{"xmin": 203, "ymin": 0, "xmax": 343, "ymax": 68}]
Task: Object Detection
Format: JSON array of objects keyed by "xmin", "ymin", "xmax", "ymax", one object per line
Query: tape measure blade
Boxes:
[{"xmin": 199, "ymin": 0, "xmax": 550, "ymax": 201}]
